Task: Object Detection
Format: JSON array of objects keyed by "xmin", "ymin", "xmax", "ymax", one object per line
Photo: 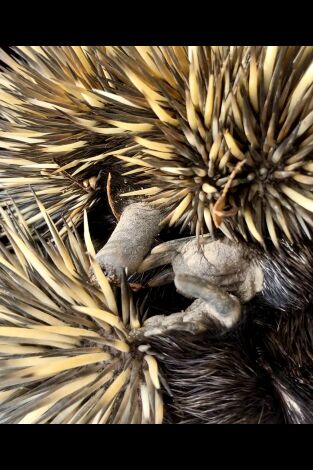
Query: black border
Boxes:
[
  {"xmin": 0, "ymin": 3, "xmax": 312, "ymax": 44},
  {"xmin": 0, "ymin": 423, "xmax": 310, "ymax": 454}
]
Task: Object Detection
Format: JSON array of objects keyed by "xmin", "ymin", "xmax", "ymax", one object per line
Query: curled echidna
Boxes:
[
  {"xmin": 1, "ymin": 47, "xmax": 313, "ymax": 424},
  {"xmin": 98, "ymin": 46, "xmax": 313, "ymax": 249},
  {"xmin": 2, "ymin": 46, "xmax": 313, "ymax": 314},
  {"xmin": 0, "ymin": 199, "xmax": 164, "ymax": 424}
]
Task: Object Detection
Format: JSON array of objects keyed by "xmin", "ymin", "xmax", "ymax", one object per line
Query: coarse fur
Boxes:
[
  {"xmin": 260, "ymin": 240, "xmax": 313, "ymax": 311},
  {"xmin": 144, "ymin": 298, "xmax": 313, "ymax": 424}
]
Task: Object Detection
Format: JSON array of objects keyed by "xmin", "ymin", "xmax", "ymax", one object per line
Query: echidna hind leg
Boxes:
[
  {"xmin": 139, "ymin": 236, "xmax": 264, "ymax": 303},
  {"xmin": 131, "ymin": 274, "xmax": 241, "ymax": 338},
  {"xmin": 95, "ymin": 202, "xmax": 163, "ymax": 283},
  {"xmin": 133, "ymin": 236, "xmax": 265, "ymax": 338},
  {"xmin": 174, "ymin": 273, "xmax": 241, "ymax": 329}
]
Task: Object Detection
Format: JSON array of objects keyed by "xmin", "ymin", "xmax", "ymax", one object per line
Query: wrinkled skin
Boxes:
[
  {"xmin": 95, "ymin": 202, "xmax": 264, "ymax": 335},
  {"xmin": 138, "ymin": 234, "xmax": 264, "ymax": 303}
]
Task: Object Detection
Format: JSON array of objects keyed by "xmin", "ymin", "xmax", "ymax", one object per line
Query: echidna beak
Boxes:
[
  {"xmin": 95, "ymin": 202, "xmax": 164, "ymax": 280},
  {"xmin": 150, "ymin": 234, "xmax": 212, "ymax": 255},
  {"xmin": 137, "ymin": 234, "xmax": 214, "ymax": 276}
]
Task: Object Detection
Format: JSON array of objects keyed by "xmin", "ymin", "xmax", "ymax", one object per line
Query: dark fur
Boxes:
[
  {"xmin": 144, "ymin": 298, "xmax": 313, "ymax": 424},
  {"xmin": 260, "ymin": 241, "xmax": 313, "ymax": 311}
]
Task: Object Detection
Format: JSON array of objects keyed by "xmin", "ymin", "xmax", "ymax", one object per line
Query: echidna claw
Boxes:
[
  {"xmin": 131, "ymin": 236, "xmax": 265, "ymax": 337},
  {"xmin": 150, "ymin": 234, "xmax": 212, "ymax": 255},
  {"xmin": 175, "ymin": 274, "xmax": 242, "ymax": 326},
  {"xmin": 136, "ymin": 251, "xmax": 175, "ymax": 273}
]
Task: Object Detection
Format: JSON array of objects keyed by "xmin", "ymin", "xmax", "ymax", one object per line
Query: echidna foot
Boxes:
[
  {"xmin": 131, "ymin": 275, "xmax": 241, "ymax": 339},
  {"xmin": 139, "ymin": 236, "xmax": 264, "ymax": 304},
  {"xmin": 132, "ymin": 236, "xmax": 264, "ymax": 338}
]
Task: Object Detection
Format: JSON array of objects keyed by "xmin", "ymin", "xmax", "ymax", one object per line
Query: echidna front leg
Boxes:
[{"xmin": 95, "ymin": 202, "xmax": 163, "ymax": 283}]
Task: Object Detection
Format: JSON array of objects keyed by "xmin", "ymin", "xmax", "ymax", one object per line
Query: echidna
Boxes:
[
  {"xmin": 1, "ymin": 46, "xmax": 313, "ymax": 424},
  {"xmin": 84, "ymin": 46, "xmax": 313, "ymax": 428},
  {"xmin": 0, "ymin": 199, "xmax": 164, "ymax": 424},
  {"xmin": 86, "ymin": 46, "xmax": 313, "ymax": 313}
]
